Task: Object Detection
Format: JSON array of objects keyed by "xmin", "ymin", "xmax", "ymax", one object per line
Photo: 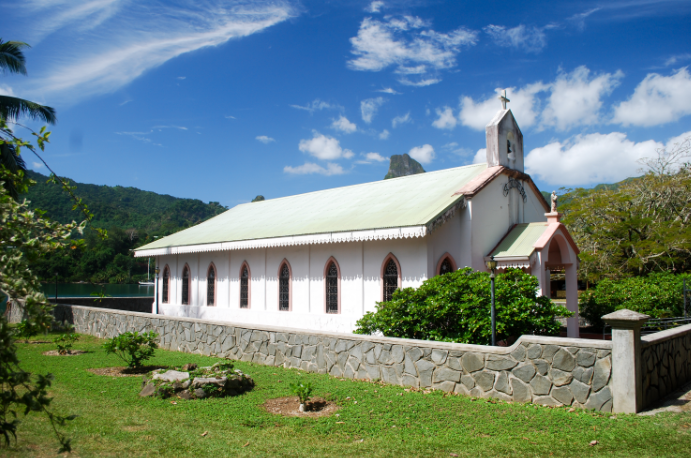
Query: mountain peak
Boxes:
[{"xmin": 384, "ymin": 154, "xmax": 425, "ymax": 180}]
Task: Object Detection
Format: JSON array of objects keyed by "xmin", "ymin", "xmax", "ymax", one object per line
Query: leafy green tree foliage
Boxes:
[
  {"xmin": 579, "ymin": 272, "xmax": 691, "ymax": 329},
  {"xmin": 0, "ymin": 167, "xmax": 79, "ymax": 452},
  {"xmin": 355, "ymin": 268, "xmax": 571, "ymax": 345},
  {"xmin": 102, "ymin": 331, "xmax": 159, "ymax": 368},
  {"xmin": 562, "ymin": 138, "xmax": 691, "ymax": 282}
]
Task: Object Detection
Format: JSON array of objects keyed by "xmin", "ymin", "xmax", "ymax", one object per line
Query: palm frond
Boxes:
[
  {"xmin": 0, "ymin": 39, "xmax": 29, "ymax": 75},
  {"xmin": 0, "ymin": 142, "xmax": 27, "ymax": 200},
  {"xmin": 0, "ymin": 95, "xmax": 57, "ymax": 124}
]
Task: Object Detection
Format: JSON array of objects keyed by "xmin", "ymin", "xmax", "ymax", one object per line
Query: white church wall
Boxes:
[
  {"xmin": 426, "ymin": 212, "xmax": 464, "ymax": 275},
  {"xmin": 468, "ymin": 178, "xmax": 514, "ymax": 271}
]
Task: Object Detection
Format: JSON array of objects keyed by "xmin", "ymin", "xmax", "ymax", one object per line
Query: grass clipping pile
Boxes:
[{"xmin": 140, "ymin": 361, "xmax": 254, "ymax": 400}]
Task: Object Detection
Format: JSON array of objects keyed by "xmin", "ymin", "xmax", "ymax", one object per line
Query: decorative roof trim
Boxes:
[
  {"xmin": 534, "ymin": 222, "xmax": 581, "ymax": 255},
  {"xmin": 483, "ymin": 255, "xmax": 535, "ymax": 269},
  {"xmin": 426, "ymin": 197, "xmax": 466, "ymax": 233},
  {"xmin": 134, "ymin": 225, "xmax": 428, "ymax": 258}
]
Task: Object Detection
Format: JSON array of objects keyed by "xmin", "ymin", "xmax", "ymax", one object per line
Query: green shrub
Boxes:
[
  {"xmin": 15, "ymin": 318, "xmax": 50, "ymax": 343},
  {"xmin": 579, "ymin": 272, "xmax": 691, "ymax": 329},
  {"xmin": 102, "ymin": 331, "xmax": 158, "ymax": 368},
  {"xmin": 289, "ymin": 382, "xmax": 314, "ymax": 404},
  {"xmin": 355, "ymin": 268, "xmax": 571, "ymax": 345},
  {"xmin": 53, "ymin": 333, "xmax": 79, "ymax": 355}
]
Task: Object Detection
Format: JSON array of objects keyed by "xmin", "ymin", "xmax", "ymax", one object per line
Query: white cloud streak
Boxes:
[
  {"xmin": 331, "ymin": 115, "xmax": 357, "ymax": 133},
  {"xmin": 378, "ymin": 129, "xmax": 390, "ymax": 139},
  {"xmin": 612, "ymin": 67, "xmax": 691, "ymax": 127},
  {"xmin": 298, "ymin": 132, "xmax": 353, "ymax": 160},
  {"xmin": 290, "ymin": 99, "xmax": 341, "ymax": 113},
  {"xmin": 377, "ymin": 87, "xmax": 400, "ymax": 94},
  {"xmin": 284, "ymin": 162, "xmax": 345, "ymax": 175},
  {"xmin": 484, "ymin": 24, "xmax": 547, "ymax": 53},
  {"xmin": 348, "ymin": 15, "xmax": 477, "ymax": 86},
  {"xmin": 256, "ymin": 135, "xmax": 275, "ymax": 144},
  {"xmin": 366, "ymin": 1, "xmax": 385, "ymax": 13},
  {"xmin": 20, "ymin": 1, "xmax": 294, "ymax": 102},
  {"xmin": 392, "ymin": 112, "xmax": 411, "ymax": 128},
  {"xmin": 408, "ymin": 144, "xmax": 435, "ymax": 164},
  {"xmin": 361, "ymin": 97, "xmax": 385, "ymax": 123}
]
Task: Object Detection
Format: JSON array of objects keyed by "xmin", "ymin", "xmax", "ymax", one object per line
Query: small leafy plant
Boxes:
[
  {"xmin": 289, "ymin": 382, "xmax": 314, "ymax": 405},
  {"xmin": 90, "ymin": 287, "xmax": 112, "ymax": 303},
  {"xmin": 15, "ymin": 318, "xmax": 49, "ymax": 343},
  {"xmin": 54, "ymin": 333, "xmax": 79, "ymax": 355},
  {"xmin": 102, "ymin": 331, "xmax": 158, "ymax": 368}
]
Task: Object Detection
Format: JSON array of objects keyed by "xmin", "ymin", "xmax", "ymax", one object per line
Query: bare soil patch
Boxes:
[
  {"xmin": 87, "ymin": 366, "xmax": 168, "ymax": 377},
  {"xmin": 262, "ymin": 396, "xmax": 339, "ymax": 418},
  {"xmin": 42, "ymin": 350, "xmax": 87, "ymax": 356}
]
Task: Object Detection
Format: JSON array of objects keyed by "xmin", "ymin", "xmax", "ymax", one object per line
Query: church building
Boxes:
[{"xmin": 134, "ymin": 107, "xmax": 581, "ymax": 337}]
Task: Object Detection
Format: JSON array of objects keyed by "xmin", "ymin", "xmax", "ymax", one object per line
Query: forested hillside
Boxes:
[
  {"xmin": 23, "ymin": 171, "xmax": 227, "ymax": 234},
  {"xmin": 23, "ymin": 171, "xmax": 227, "ymax": 283}
]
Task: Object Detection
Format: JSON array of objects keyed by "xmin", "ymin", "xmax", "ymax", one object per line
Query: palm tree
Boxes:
[
  {"xmin": 0, "ymin": 38, "xmax": 56, "ymax": 199},
  {"xmin": 0, "ymin": 39, "xmax": 56, "ymax": 123}
]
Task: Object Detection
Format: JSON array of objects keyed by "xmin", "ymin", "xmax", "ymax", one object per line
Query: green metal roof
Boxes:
[
  {"xmin": 490, "ymin": 223, "xmax": 549, "ymax": 258},
  {"xmin": 137, "ymin": 163, "xmax": 488, "ymax": 251}
]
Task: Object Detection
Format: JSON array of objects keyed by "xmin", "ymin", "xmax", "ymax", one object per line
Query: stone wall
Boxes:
[
  {"xmin": 641, "ymin": 324, "xmax": 691, "ymax": 408},
  {"xmin": 54, "ymin": 305, "xmax": 614, "ymax": 411}
]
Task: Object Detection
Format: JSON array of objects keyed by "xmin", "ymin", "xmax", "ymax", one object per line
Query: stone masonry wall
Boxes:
[
  {"xmin": 641, "ymin": 324, "xmax": 691, "ymax": 408},
  {"xmin": 54, "ymin": 305, "xmax": 615, "ymax": 411}
]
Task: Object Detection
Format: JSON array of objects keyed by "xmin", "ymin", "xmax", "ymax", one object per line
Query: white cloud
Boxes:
[
  {"xmin": 32, "ymin": 161, "xmax": 44, "ymax": 169},
  {"xmin": 20, "ymin": 1, "xmax": 294, "ymax": 102},
  {"xmin": 379, "ymin": 129, "xmax": 390, "ymax": 139},
  {"xmin": 408, "ymin": 144, "xmax": 435, "ymax": 164},
  {"xmin": 665, "ymin": 54, "xmax": 691, "ymax": 66},
  {"xmin": 366, "ymin": 1, "xmax": 385, "ymax": 13},
  {"xmin": 541, "ymin": 66, "xmax": 623, "ymax": 131},
  {"xmin": 484, "ymin": 24, "xmax": 547, "ymax": 53},
  {"xmin": 290, "ymin": 99, "xmax": 340, "ymax": 114},
  {"xmin": 472, "ymin": 148, "xmax": 487, "ymax": 164},
  {"xmin": 392, "ymin": 112, "xmax": 411, "ymax": 128},
  {"xmin": 256, "ymin": 135, "xmax": 275, "ymax": 144},
  {"xmin": 176, "ymin": 76, "xmax": 186, "ymax": 80},
  {"xmin": 377, "ymin": 87, "xmax": 400, "ymax": 94},
  {"xmin": 432, "ymin": 106, "xmax": 456, "ymax": 129},
  {"xmin": 361, "ymin": 97, "xmax": 385, "ymax": 123},
  {"xmin": 225, "ymin": 115, "xmax": 236, "ymax": 119},
  {"xmin": 612, "ymin": 67, "xmax": 691, "ymax": 127},
  {"xmin": 298, "ymin": 132, "xmax": 353, "ymax": 160},
  {"xmin": 362, "ymin": 152, "xmax": 388, "ymax": 162},
  {"xmin": 331, "ymin": 115, "xmax": 357, "ymax": 133},
  {"xmin": 348, "ymin": 16, "xmax": 477, "ymax": 86},
  {"xmin": 0, "ymin": 84, "xmax": 15, "ymax": 96},
  {"xmin": 459, "ymin": 83, "xmax": 548, "ymax": 130},
  {"xmin": 524, "ymin": 132, "xmax": 671, "ymax": 186},
  {"xmin": 567, "ymin": 8, "xmax": 600, "ymax": 31},
  {"xmin": 284, "ymin": 162, "xmax": 345, "ymax": 176},
  {"xmin": 398, "ymin": 77, "xmax": 441, "ymax": 87}
]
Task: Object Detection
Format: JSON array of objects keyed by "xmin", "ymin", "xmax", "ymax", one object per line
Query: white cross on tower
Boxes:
[{"xmin": 499, "ymin": 89, "xmax": 510, "ymax": 109}]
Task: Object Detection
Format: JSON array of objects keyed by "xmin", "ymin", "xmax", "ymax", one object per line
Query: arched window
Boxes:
[
  {"xmin": 162, "ymin": 266, "xmax": 170, "ymax": 303},
  {"xmin": 325, "ymin": 258, "xmax": 340, "ymax": 314},
  {"xmin": 382, "ymin": 255, "xmax": 400, "ymax": 302},
  {"xmin": 240, "ymin": 263, "xmax": 250, "ymax": 309},
  {"xmin": 207, "ymin": 264, "xmax": 216, "ymax": 306},
  {"xmin": 436, "ymin": 253, "xmax": 457, "ymax": 276},
  {"xmin": 181, "ymin": 265, "xmax": 190, "ymax": 305},
  {"xmin": 278, "ymin": 261, "xmax": 291, "ymax": 311}
]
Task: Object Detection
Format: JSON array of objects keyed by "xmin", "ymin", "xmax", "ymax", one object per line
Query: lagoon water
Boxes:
[{"xmin": 40, "ymin": 283, "xmax": 154, "ymax": 298}]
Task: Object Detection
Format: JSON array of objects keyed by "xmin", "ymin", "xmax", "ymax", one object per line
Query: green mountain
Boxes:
[
  {"xmin": 22, "ymin": 171, "xmax": 228, "ymax": 283},
  {"xmin": 23, "ymin": 170, "xmax": 227, "ymax": 235},
  {"xmin": 384, "ymin": 154, "xmax": 425, "ymax": 179}
]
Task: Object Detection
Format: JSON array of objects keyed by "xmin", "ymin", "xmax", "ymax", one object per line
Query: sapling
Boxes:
[
  {"xmin": 289, "ymin": 382, "xmax": 314, "ymax": 412},
  {"xmin": 53, "ymin": 333, "xmax": 79, "ymax": 355},
  {"xmin": 102, "ymin": 331, "xmax": 158, "ymax": 368}
]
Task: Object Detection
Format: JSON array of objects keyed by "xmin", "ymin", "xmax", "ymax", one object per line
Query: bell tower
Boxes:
[{"xmin": 485, "ymin": 90, "xmax": 524, "ymax": 172}]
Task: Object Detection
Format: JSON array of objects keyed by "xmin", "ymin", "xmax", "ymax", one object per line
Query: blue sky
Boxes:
[{"xmin": 2, "ymin": 0, "xmax": 691, "ymax": 207}]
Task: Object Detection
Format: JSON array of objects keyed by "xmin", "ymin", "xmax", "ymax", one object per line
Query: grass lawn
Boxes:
[{"xmin": 3, "ymin": 333, "xmax": 690, "ymax": 458}]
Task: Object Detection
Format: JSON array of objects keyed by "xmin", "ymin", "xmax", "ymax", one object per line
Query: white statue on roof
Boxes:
[{"xmin": 551, "ymin": 191, "xmax": 558, "ymax": 213}]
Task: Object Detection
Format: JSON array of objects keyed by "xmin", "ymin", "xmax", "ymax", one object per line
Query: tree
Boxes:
[
  {"xmin": 561, "ymin": 138, "xmax": 691, "ymax": 282},
  {"xmin": 355, "ymin": 268, "xmax": 571, "ymax": 345},
  {"xmin": 0, "ymin": 166, "xmax": 80, "ymax": 452}
]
